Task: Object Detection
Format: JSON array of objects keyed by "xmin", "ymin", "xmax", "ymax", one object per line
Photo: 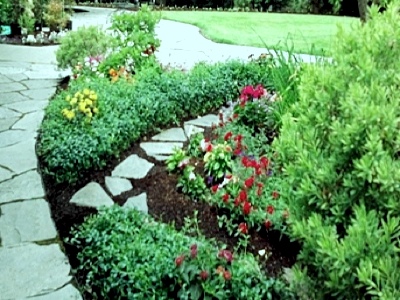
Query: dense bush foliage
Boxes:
[
  {"xmin": 69, "ymin": 206, "xmax": 294, "ymax": 299},
  {"xmin": 37, "ymin": 59, "xmax": 274, "ymax": 183},
  {"xmin": 55, "ymin": 26, "xmax": 113, "ymax": 70},
  {"xmin": 273, "ymin": 2, "xmax": 400, "ymax": 298}
]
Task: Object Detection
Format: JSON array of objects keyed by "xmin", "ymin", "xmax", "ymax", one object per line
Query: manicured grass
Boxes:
[{"xmin": 161, "ymin": 11, "xmax": 357, "ymax": 55}]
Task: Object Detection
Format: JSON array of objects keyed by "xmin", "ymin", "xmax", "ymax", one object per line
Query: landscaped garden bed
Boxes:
[{"xmin": 37, "ymin": 3, "xmax": 400, "ymax": 299}]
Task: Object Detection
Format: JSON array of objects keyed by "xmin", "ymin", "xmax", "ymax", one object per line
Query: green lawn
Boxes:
[{"xmin": 161, "ymin": 11, "xmax": 357, "ymax": 55}]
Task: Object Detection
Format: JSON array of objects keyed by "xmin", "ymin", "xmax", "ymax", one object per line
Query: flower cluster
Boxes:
[
  {"xmin": 72, "ymin": 55, "xmax": 105, "ymax": 80},
  {"xmin": 109, "ymin": 67, "xmax": 131, "ymax": 83},
  {"xmin": 61, "ymin": 88, "xmax": 99, "ymax": 122}
]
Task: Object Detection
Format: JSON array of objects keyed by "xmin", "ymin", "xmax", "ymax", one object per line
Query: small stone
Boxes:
[
  {"xmin": 70, "ymin": 182, "xmax": 113, "ymax": 209},
  {"xmin": 151, "ymin": 127, "xmax": 187, "ymax": 142},
  {"xmin": 183, "ymin": 124, "xmax": 204, "ymax": 138},
  {"xmin": 0, "ymin": 170, "xmax": 44, "ymax": 204},
  {"xmin": 124, "ymin": 193, "xmax": 148, "ymax": 214},
  {"xmin": 0, "ymin": 243, "xmax": 72, "ymax": 299},
  {"xmin": 105, "ymin": 176, "xmax": 132, "ymax": 196},
  {"xmin": 29, "ymin": 284, "xmax": 82, "ymax": 299},
  {"xmin": 111, "ymin": 155, "xmax": 154, "ymax": 180},
  {"xmin": 184, "ymin": 114, "xmax": 219, "ymax": 127},
  {"xmin": 0, "ymin": 199, "xmax": 57, "ymax": 246}
]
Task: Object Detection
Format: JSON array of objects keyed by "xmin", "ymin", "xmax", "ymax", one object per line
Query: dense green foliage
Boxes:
[
  {"xmin": 69, "ymin": 206, "xmax": 294, "ymax": 299},
  {"xmin": 37, "ymin": 60, "xmax": 273, "ymax": 183},
  {"xmin": 273, "ymin": 2, "xmax": 400, "ymax": 298},
  {"xmin": 55, "ymin": 26, "xmax": 113, "ymax": 70}
]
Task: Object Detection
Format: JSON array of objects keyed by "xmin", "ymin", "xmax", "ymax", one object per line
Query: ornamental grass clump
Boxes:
[{"xmin": 273, "ymin": 2, "xmax": 400, "ymax": 298}]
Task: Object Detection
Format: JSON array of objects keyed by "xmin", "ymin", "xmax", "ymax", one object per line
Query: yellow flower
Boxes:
[
  {"xmin": 70, "ymin": 97, "xmax": 78, "ymax": 105},
  {"xmin": 93, "ymin": 107, "xmax": 99, "ymax": 114},
  {"xmin": 78, "ymin": 102, "xmax": 86, "ymax": 112},
  {"xmin": 89, "ymin": 93, "xmax": 97, "ymax": 101},
  {"xmin": 86, "ymin": 111, "xmax": 93, "ymax": 118},
  {"xmin": 85, "ymin": 99, "xmax": 93, "ymax": 106},
  {"xmin": 66, "ymin": 110, "xmax": 75, "ymax": 120},
  {"xmin": 74, "ymin": 92, "xmax": 80, "ymax": 98},
  {"xmin": 83, "ymin": 88, "xmax": 90, "ymax": 96},
  {"xmin": 66, "ymin": 95, "xmax": 71, "ymax": 102}
]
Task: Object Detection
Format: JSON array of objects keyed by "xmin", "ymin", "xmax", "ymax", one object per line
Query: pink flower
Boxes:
[
  {"xmin": 190, "ymin": 244, "xmax": 198, "ymax": 258},
  {"xmin": 218, "ymin": 249, "xmax": 233, "ymax": 263},
  {"xmin": 199, "ymin": 270, "xmax": 209, "ymax": 280},
  {"xmin": 175, "ymin": 255, "xmax": 185, "ymax": 266}
]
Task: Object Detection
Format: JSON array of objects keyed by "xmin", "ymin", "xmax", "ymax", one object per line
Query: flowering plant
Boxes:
[
  {"xmin": 166, "ymin": 149, "xmax": 190, "ymax": 173},
  {"xmin": 61, "ymin": 88, "xmax": 98, "ymax": 122},
  {"xmin": 177, "ymin": 166, "xmax": 208, "ymax": 201},
  {"xmin": 203, "ymin": 141, "xmax": 233, "ymax": 180}
]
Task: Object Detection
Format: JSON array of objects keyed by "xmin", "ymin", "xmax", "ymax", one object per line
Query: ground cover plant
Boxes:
[{"xmin": 161, "ymin": 11, "xmax": 356, "ymax": 55}]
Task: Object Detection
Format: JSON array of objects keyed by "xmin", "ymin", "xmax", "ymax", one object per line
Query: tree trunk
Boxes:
[{"xmin": 358, "ymin": 0, "xmax": 368, "ymax": 22}]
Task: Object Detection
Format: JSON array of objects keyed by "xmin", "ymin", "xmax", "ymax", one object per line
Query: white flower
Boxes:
[
  {"xmin": 258, "ymin": 249, "xmax": 266, "ymax": 256},
  {"xmin": 127, "ymin": 41, "xmax": 134, "ymax": 47},
  {"xmin": 178, "ymin": 158, "xmax": 189, "ymax": 168},
  {"xmin": 91, "ymin": 67, "xmax": 97, "ymax": 72},
  {"xmin": 141, "ymin": 52, "xmax": 149, "ymax": 57},
  {"xmin": 98, "ymin": 73, "xmax": 105, "ymax": 78},
  {"xmin": 188, "ymin": 172, "xmax": 196, "ymax": 181},
  {"xmin": 84, "ymin": 57, "xmax": 90, "ymax": 62},
  {"xmin": 84, "ymin": 62, "xmax": 90, "ymax": 67}
]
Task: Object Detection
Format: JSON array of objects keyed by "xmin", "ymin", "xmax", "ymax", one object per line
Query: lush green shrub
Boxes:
[
  {"xmin": 38, "ymin": 60, "xmax": 274, "ymax": 183},
  {"xmin": 273, "ymin": 2, "xmax": 400, "ymax": 298},
  {"xmin": 55, "ymin": 26, "xmax": 113, "ymax": 70},
  {"xmin": 68, "ymin": 206, "xmax": 294, "ymax": 299}
]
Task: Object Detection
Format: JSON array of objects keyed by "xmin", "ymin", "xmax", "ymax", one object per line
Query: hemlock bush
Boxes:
[{"xmin": 273, "ymin": 2, "xmax": 400, "ymax": 298}]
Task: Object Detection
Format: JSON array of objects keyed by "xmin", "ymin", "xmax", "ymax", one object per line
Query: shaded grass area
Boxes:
[{"xmin": 161, "ymin": 11, "xmax": 357, "ymax": 54}]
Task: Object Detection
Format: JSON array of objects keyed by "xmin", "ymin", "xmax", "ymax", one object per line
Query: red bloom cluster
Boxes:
[
  {"xmin": 218, "ymin": 249, "xmax": 233, "ymax": 263},
  {"xmin": 190, "ymin": 244, "xmax": 198, "ymax": 258},
  {"xmin": 239, "ymin": 84, "xmax": 266, "ymax": 105},
  {"xmin": 238, "ymin": 222, "xmax": 248, "ymax": 234},
  {"xmin": 175, "ymin": 255, "xmax": 185, "ymax": 266}
]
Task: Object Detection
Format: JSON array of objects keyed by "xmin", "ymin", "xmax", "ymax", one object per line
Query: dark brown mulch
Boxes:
[{"xmin": 39, "ymin": 79, "xmax": 299, "ymax": 297}]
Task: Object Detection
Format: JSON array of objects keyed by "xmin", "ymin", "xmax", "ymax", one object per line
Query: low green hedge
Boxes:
[
  {"xmin": 37, "ymin": 60, "xmax": 274, "ymax": 183},
  {"xmin": 68, "ymin": 206, "xmax": 294, "ymax": 299}
]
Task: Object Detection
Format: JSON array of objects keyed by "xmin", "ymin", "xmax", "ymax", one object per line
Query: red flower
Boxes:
[
  {"xmin": 218, "ymin": 249, "xmax": 233, "ymax": 263},
  {"xmin": 234, "ymin": 198, "xmax": 240, "ymax": 207},
  {"xmin": 175, "ymin": 255, "xmax": 185, "ymax": 266},
  {"xmin": 199, "ymin": 270, "xmax": 209, "ymax": 280},
  {"xmin": 264, "ymin": 220, "xmax": 272, "ymax": 230},
  {"xmin": 233, "ymin": 113, "xmax": 239, "ymax": 119},
  {"xmin": 239, "ymin": 190, "xmax": 247, "ymax": 202},
  {"xmin": 242, "ymin": 156, "xmax": 249, "ymax": 167},
  {"xmin": 243, "ymin": 201, "xmax": 252, "ymax": 215},
  {"xmin": 211, "ymin": 185, "xmax": 219, "ymax": 193},
  {"xmin": 233, "ymin": 148, "xmax": 242, "ymax": 156},
  {"xmin": 260, "ymin": 157, "xmax": 269, "ymax": 169},
  {"xmin": 223, "ymin": 270, "xmax": 232, "ymax": 281},
  {"xmin": 222, "ymin": 193, "xmax": 230, "ymax": 203},
  {"xmin": 272, "ymin": 191, "xmax": 280, "ymax": 199},
  {"xmin": 244, "ymin": 176, "xmax": 254, "ymax": 188},
  {"xmin": 224, "ymin": 131, "xmax": 233, "ymax": 141},
  {"xmin": 234, "ymin": 134, "xmax": 243, "ymax": 143},
  {"xmin": 206, "ymin": 144, "xmax": 213, "ymax": 152},
  {"xmin": 255, "ymin": 167, "xmax": 262, "ymax": 176},
  {"xmin": 190, "ymin": 244, "xmax": 198, "ymax": 258},
  {"xmin": 267, "ymin": 205, "xmax": 275, "ymax": 214},
  {"xmin": 225, "ymin": 174, "xmax": 232, "ymax": 179},
  {"xmin": 257, "ymin": 186, "xmax": 263, "ymax": 196},
  {"xmin": 238, "ymin": 222, "xmax": 248, "ymax": 234}
]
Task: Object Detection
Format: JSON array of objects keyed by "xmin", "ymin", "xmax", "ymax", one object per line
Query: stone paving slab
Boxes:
[
  {"xmin": 0, "ymin": 170, "xmax": 45, "ymax": 204},
  {"xmin": 70, "ymin": 182, "xmax": 114, "ymax": 208},
  {"xmin": 124, "ymin": 193, "xmax": 148, "ymax": 214},
  {"xmin": 151, "ymin": 127, "xmax": 187, "ymax": 142},
  {"xmin": 0, "ymin": 198, "xmax": 57, "ymax": 246},
  {"xmin": 0, "ymin": 128, "xmax": 33, "ymax": 148},
  {"xmin": 0, "ymin": 166, "xmax": 13, "ymax": 183},
  {"xmin": 0, "ymin": 107, "xmax": 21, "ymax": 119},
  {"xmin": 184, "ymin": 124, "xmax": 205, "ymax": 138},
  {"xmin": 0, "ymin": 117, "xmax": 19, "ymax": 132},
  {"xmin": 0, "ymin": 92, "xmax": 31, "ymax": 105},
  {"xmin": 3, "ymin": 100, "xmax": 48, "ymax": 114},
  {"xmin": 111, "ymin": 154, "xmax": 154, "ymax": 180},
  {"xmin": 21, "ymin": 87, "xmax": 56, "ymax": 100},
  {"xmin": 140, "ymin": 142, "xmax": 184, "ymax": 157},
  {"xmin": 20, "ymin": 79, "xmax": 58, "ymax": 90},
  {"xmin": 0, "ymin": 82, "xmax": 27, "ymax": 93},
  {"xmin": 105, "ymin": 176, "xmax": 133, "ymax": 196},
  {"xmin": 185, "ymin": 114, "xmax": 219, "ymax": 127},
  {"xmin": 0, "ymin": 139, "xmax": 37, "ymax": 174},
  {"xmin": 29, "ymin": 284, "xmax": 82, "ymax": 300},
  {"xmin": 12, "ymin": 110, "xmax": 45, "ymax": 132},
  {"xmin": 0, "ymin": 243, "xmax": 72, "ymax": 299}
]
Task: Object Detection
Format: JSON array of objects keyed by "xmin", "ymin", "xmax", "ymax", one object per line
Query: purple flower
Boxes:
[{"xmin": 207, "ymin": 176, "xmax": 214, "ymax": 185}]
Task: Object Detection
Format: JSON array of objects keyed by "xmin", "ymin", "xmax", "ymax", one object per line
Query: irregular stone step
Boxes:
[
  {"xmin": 70, "ymin": 182, "xmax": 113, "ymax": 209},
  {"xmin": 111, "ymin": 154, "xmax": 154, "ymax": 180},
  {"xmin": 140, "ymin": 142, "xmax": 183, "ymax": 158},
  {"xmin": 29, "ymin": 284, "xmax": 82, "ymax": 300},
  {"xmin": 0, "ymin": 117, "xmax": 19, "ymax": 132},
  {"xmin": 0, "ymin": 170, "xmax": 44, "ymax": 204},
  {"xmin": 151, "ymin": 127, "xmax": 187, "ymax": 142},
  {"xmin": 184, "ymin": 114, "xmax": 219, "ymax": 127},
  {"xmin": 11, "ymin": 110, "xmax": 45, "ymax": 132},
  {"xmin": 124, "ymin": 193, "xmax": 148, "ymax": 214},
  {"xmin": 0, "ymin": 243, "xmax": 72, "ymax": 299},
  {"xmin": 0, "ymin": 129, "xmax": 33, "ymax": 148},
  {"xmin": 3, "ymin": 100, "xmax": 48, "ymax": 114},
  {"xmin": 0, "ymin": 198, "xmax": 57, "ymax": 246},
  {"xmin": 183, "ymin": 124, "xmax": 204, "ymax": 138},
  {"xmin": 105, "ymin": 176, "xmax": 133, "ymax": 196},
  {"xmin": 0, "ymin": 107, "xmax": 21, "ymax": 119},
  {"xmin": 0, "ymin": 139, "xmax": 37, "ymax": 174}
]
